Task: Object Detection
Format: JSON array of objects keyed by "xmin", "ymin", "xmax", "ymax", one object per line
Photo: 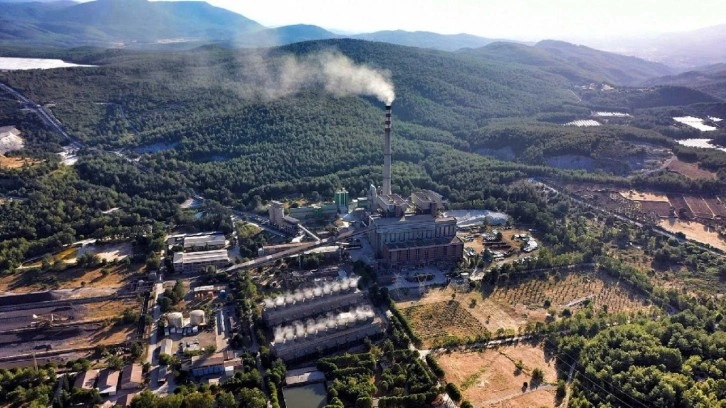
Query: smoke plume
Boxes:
[{"xmin": 263, "ymin": 51, "xmax": 395, "ymax": 104}]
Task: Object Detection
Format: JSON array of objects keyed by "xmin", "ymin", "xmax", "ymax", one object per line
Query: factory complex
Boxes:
[{"xmin": 263, "ymin": 277, "xmax": 384, "ymax": 362}]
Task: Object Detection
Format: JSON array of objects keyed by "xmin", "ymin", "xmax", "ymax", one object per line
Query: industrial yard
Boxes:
[{"xmin": 0, "ymin": 290, "xmax": 141, "ymax": 363}]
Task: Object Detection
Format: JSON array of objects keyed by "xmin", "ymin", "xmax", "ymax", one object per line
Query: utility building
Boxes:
[{"xmin": 364, "ymin": 104, "xmax": 463, "ymax": 270}]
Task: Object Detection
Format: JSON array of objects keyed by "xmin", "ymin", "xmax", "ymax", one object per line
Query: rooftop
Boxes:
[
  {"xmin": 285, "ymin": 367, "xmax": 326, "ymax": 386},
  {"xmin": 191, "ymin": 353, "xmax": 225, "ymax": 369},
  {"xmin": 97, "ymin": 369, "xmax": 120, "ymax": 393},
  {"xmin": 174, "ymin": 249, "xmax": 229, "ymax": 264},
  {"xmin": 121, "ymin": 364, "xmax": 143, "ymax": 386},
  {"xmin": 74, "ymin": 369, "xmax": 99, "ymax": 390},
  {"xmin": 411, "ymin": 190, "xmax": 443, "ymax": 203},
  {"xmin": 370, "ymin": 213, "xmax": 456, "ymax": 226},
  {"xmin": 377, "ymin": 193, "xmax": 407, "ymax": 206},
  {"xmin": 385, "ymin": 236, "xmax": 462, "ymax": 250},
  {"xmin": 183, "ymin": 234, "xmax": 226, "ymax": 248}
]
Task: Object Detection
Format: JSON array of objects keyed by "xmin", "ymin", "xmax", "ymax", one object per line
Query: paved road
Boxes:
[
  {"xmin": 0, "ymin": 82, "xmax": 81, "ymax": 149},
  {"xmin": 146, "ymin": 282, "xmax": 163, "ymax": 390}
]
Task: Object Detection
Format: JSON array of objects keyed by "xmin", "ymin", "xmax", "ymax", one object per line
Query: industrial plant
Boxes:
[
  {"xmin": 262, "ymin": 276, "xmax": 384, "ymax": 362},
  {"xmin": 264, "ymin": 103, "xmax": 464, "ymax": 272},
  {"xmin": 364, "ymin": 105, "xmax": 464, "ymax": 270}
]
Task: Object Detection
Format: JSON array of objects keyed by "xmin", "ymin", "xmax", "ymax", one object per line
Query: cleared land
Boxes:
[
  {"xmin": 0, "ymin": 264, "xmax": 144, "ymax": 292},
  {"xmin": 684, "ymin": 196, "xmax": 714, "ymax": 219},
  {"xmin": 0, "ymin": 154, "xmax": 36, "ymax": 169},
  {"xmin": 436, "ymin": 344, "xmax": 558, "ymax": 407},
  {"xmin": 659, "ymin": 219, "xmax": 726, "ymax": 251},
  {"xmin": 667, "ymin": 195, "xmax": 692, "ymax": 217},
  {"xmin": 666, "ymin": 159, "xmax": 717, "ymax": 180},
  {"xmin": 704, "ymin": 198, "xmax": 726, "ymax": 218},
  {"xmin": 0, "ymin": 296, "xmax": 140, "ymax": 359},
  {"xmin": 76, "ymin": 242, "xmax": 133, "ymax": 263},
  {"xmin": 620, "ymin": 190, "xmax": 670, "ymax": 202},
  {"xmin": 638, "ymin": 200, "xmax": 672, "ymax": 217}
]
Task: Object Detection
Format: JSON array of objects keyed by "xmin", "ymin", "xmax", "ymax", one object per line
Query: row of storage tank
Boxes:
[
  {"xmin": 272, "ymin": 305, "xmax": 376, "ymax": 344},
  {"xmin": 166, "ymin": 310, "xmax": 206, "ymax": 328},
  {"xmin": 262, "ymin": 276, "xmax": 361, "ymax": 310}
]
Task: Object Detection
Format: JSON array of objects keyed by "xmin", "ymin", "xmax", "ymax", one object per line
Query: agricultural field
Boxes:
[
  {"xmin": 659, "ymin": 219, "xmax": 726, "ymax": 251},
  {"xmin": 684, "ymin": 196, "xmax": 714, "ymax": 218},
  {"xmin": 704, "ymin": 197, "xmax": 726, "ymax": 218},
  {"xmin": 397, "ymin": 268, "xmax": 651, "ymax": 347},
  {"xmin": 401, "ymin": 300, "xmax": 489, "ymax": 348},
  {"xmin": 436, "ymin": 344, "xmax": 558, "ymax": 407},
  {"xmin": 638, "ymin": 200, "xmax": 672, "ymax": 217},
  {"xmin": 666, "ymin": 158, "xmax": 717, "ymax": 180},
  {"xmin": 488, "ymin": 268, "xmax": 652, "ymax": 315},
  {"xmin": 396, "ymin": 287, "xmax": 530, "ymax": 339},
  {"xmin": 667, "ymin": 194, "xmax": 692, "ymax": 217}
]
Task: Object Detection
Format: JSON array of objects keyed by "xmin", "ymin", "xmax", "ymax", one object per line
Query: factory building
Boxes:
[
  {"xmin": 172, "ymin": 249, "xmax": 229, "ymax": 273},
  {"xmin": 183, "ymin": 234, "xmax": 226, "ymax": 252},
  {"xmin": 364, "ymin": 104, "xmax": 463, "ymax": 270},
  {"xmin": 269, "ymin": 201, "xmax": 300, "ymax": 234},
  {"xmin": 261, "ymin": 277, "xmax": 382, "ymax": 362},
  {"xmin": 262, "ymin": 277, "xmax": 363, "ymax": 326},
  {"xmin": 288, "ymin": 203, "xmax": 338, "ymax": 222},
  {"xmin": 271, "ymin": 307, "xmax": 384, "ymax": 362},
  {"xmin": 185, "ymin": 353, "xmax": 241, "ymax": 377}
]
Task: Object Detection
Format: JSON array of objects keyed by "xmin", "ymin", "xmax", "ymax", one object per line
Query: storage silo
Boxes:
[
  {"xmin": 166, "ymin": 312, "xmax": 184, "ymax": 328},
  {"xmin": 189, "ymin": 310, "xmax": 205, "ymax": 326}
]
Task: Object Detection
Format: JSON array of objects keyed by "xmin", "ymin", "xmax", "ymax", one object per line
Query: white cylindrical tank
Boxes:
[
  {"xmin": 167, "ymin": 312, "xmax": 183, "ymax": 328},
  {"xmin": 189, "ymin": 310, "xmax": 205, "ymax": 326}
]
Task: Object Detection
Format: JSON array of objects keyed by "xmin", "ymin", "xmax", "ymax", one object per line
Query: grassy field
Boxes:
[{"xmin": 436, "ymin": 344, "xmax": 558, "ymax": 407}]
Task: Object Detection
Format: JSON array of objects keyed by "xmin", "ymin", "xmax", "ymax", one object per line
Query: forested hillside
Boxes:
[{"xmin": 1, "ymin": 38, "xmax": 725, "ymax": 268}]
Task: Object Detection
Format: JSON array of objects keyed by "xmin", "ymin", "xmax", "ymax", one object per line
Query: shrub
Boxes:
[{"xmin": 445, "ymin": 382, "xmax": 462, "ymax": 402}]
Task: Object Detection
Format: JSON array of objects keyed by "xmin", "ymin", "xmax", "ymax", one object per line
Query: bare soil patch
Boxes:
[
  {"xmin": 639, "ymin": 201, "xmax": 672, "ymax": 217},
  {"xmin": 436, "ymin": 344, "xmax": 557, "ymax": 407},
  {"xmin": 684, "ymin": 196, "xmax": 714, "ymax": 219},
  {"xmin": 667, "ymin": 195, "xmax": 692, "ymax": 217},
  {"xmin": 620, "ymin": 190, "xmax": 670, "ymax": 202},
  {"xmin": 76, "ymin": 242, "xmax": 133, "ymax": 263},
  {"xmin": 705, "ymin": 198, "xmax": 726, "ymax": 218},
  {"xmin": 659, "ymin": 219, "xmax": 726, "ymax": 251},
  {"xmin": 0, "ymin": 154, "xmax": 36, "ymax": 169},
  {"xmin": 666, "ymin": 159, "xmax": 717, "ymax": 180},
  {"xmin": 0, "ymin": 264, "xmax": 144, "ymax": 292}
]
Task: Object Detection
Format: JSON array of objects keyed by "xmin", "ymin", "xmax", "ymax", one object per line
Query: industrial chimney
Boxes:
[{"xmin": 383, "ymin": 104, "xmax": 392, "ymax": 196}]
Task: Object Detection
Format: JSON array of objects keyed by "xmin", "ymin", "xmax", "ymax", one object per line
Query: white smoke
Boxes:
[{"xmin": 256, "ymin": 51, "xmax": 395, "ymax": 104}]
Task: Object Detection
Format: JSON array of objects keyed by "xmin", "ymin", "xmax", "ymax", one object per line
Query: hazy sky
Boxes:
[{"xmin": 195, "ymin": 0, "xmax": 726, "ymax": 41}]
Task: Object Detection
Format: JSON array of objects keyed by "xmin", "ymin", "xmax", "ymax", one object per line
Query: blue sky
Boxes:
[{"xmin": 196, "ymin": 0, "xmax": 726, "ymax": 41}]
